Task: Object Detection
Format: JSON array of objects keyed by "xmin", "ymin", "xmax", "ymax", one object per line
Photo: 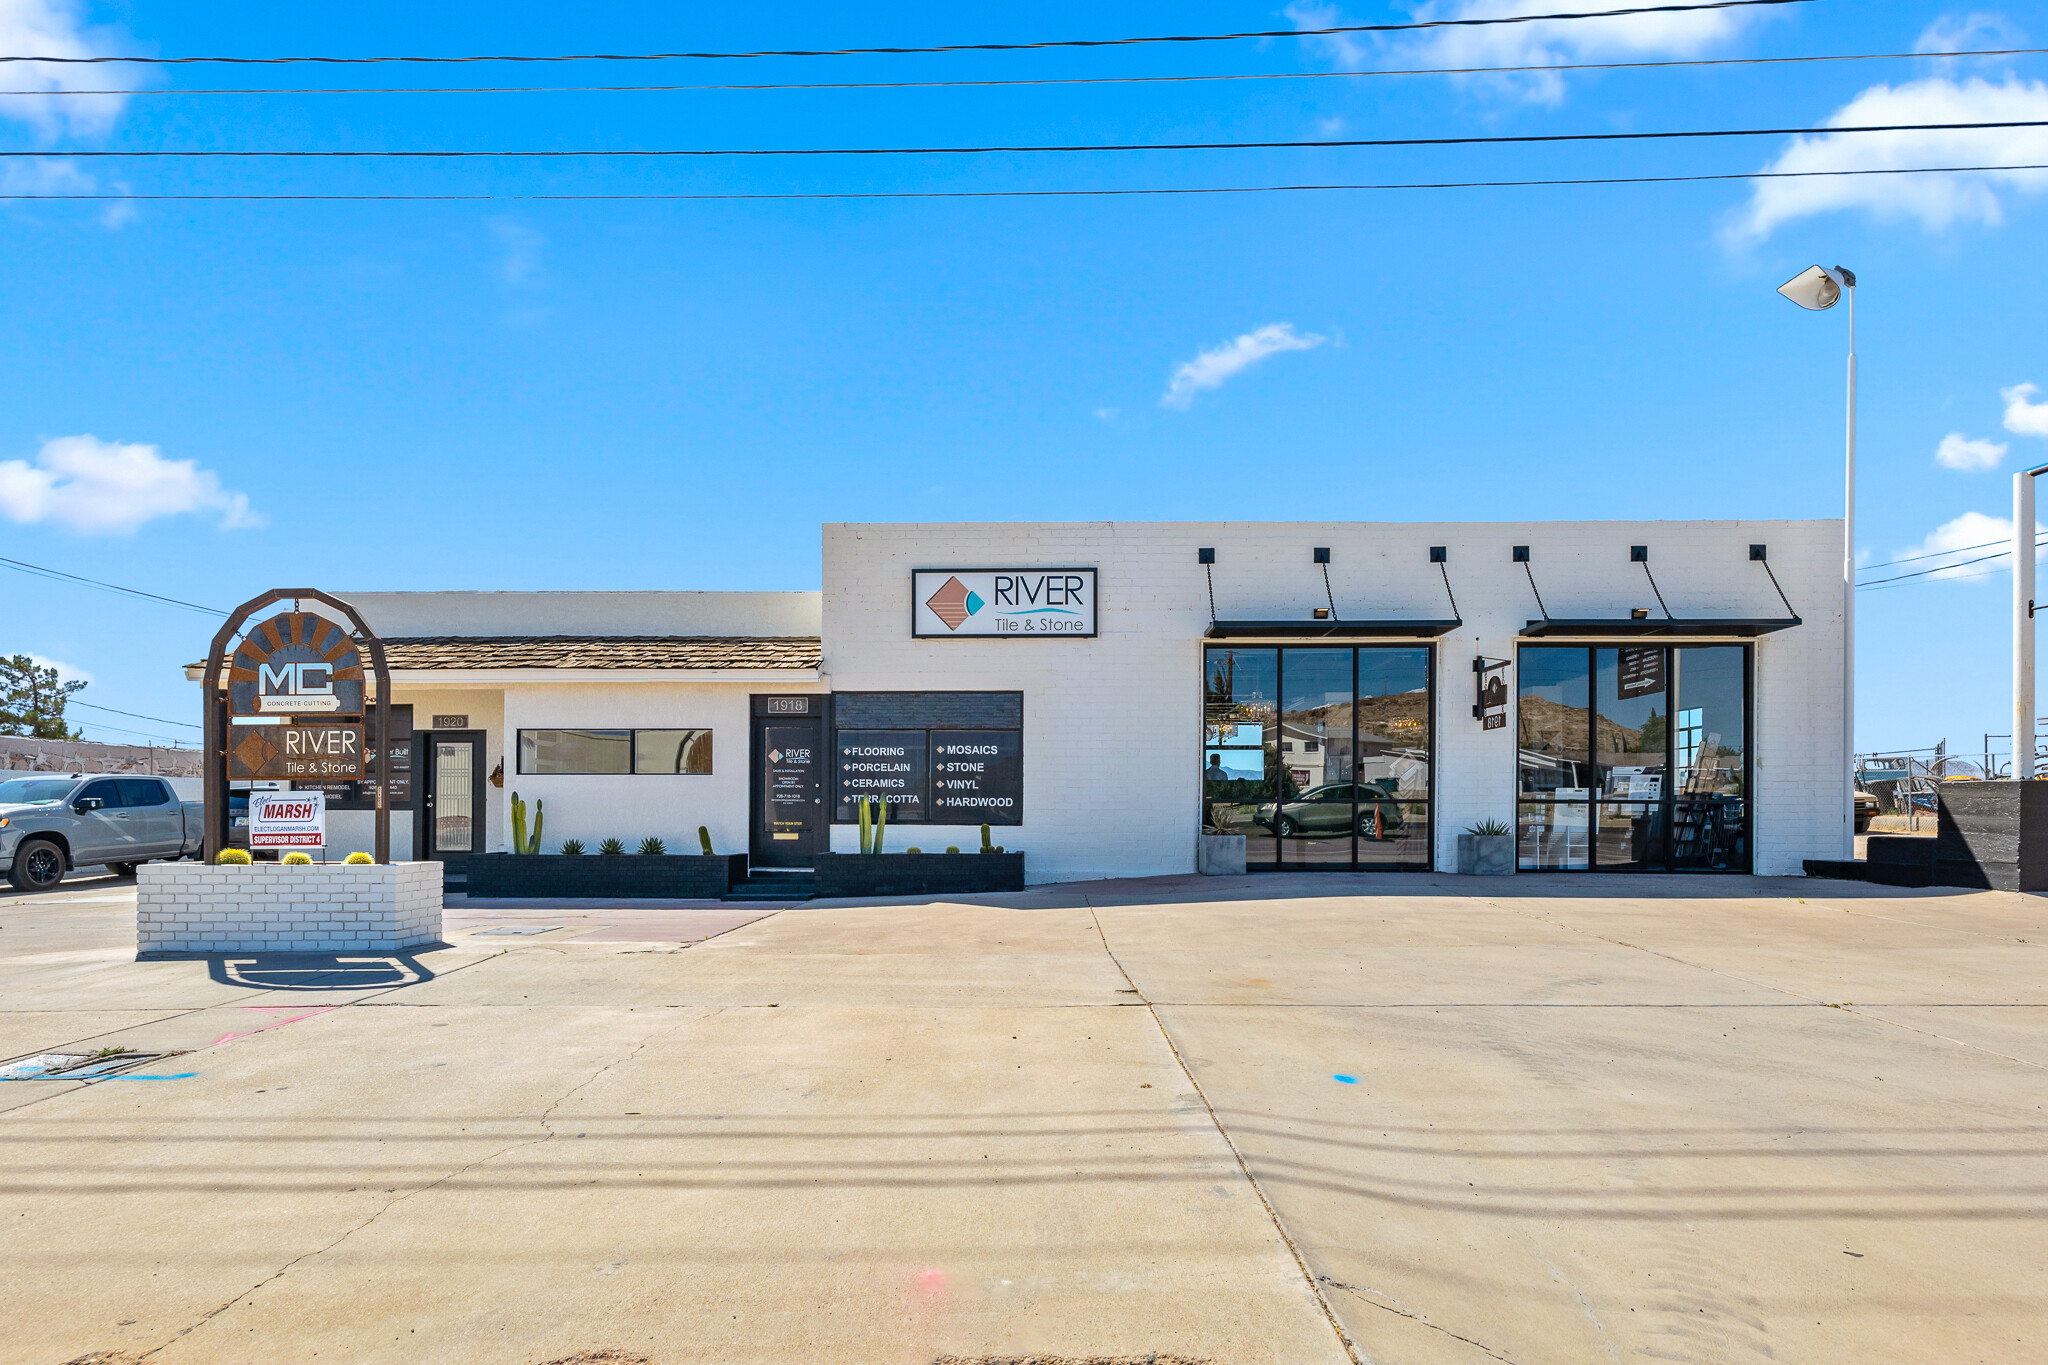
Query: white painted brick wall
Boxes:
[
  {"xmin": 136, "ymin": 862, "xmax": 444, "ymax": 955},
  {"xmin": 823, "ymin": 519, "xmax": 1844, "ymax": 881}
]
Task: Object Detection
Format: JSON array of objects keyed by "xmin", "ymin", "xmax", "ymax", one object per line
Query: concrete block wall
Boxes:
[
  {"xmin": 824, "ymin": 519, "xmax": 1845, "ymax": 881},
  {"xmin": 137, "ymin": 862, "xmax": 443, "ymax": 955}
]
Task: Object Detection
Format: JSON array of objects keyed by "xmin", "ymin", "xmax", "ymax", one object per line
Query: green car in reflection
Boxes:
[{"xmin": 1255, "ymin": 781, "xmax": 1406, "ymax": 839}]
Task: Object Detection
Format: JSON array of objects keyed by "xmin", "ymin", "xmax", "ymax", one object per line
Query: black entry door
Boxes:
[
  {"xmin": 752, "ymin": 716, "xmax": 824, "ymax": 867},
  {"xmin": 421, "ymin": 731, "xmax": 488, "ymax": 870}
]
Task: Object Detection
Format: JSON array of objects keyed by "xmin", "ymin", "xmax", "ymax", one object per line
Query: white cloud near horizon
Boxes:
[
  {"xmin": 28, "ymin": 653, "xmax": 91, "ymax": 685},
  {"xmin": 0, "ymin": 435, "xmax": 262, "ymax": 533},
  {"xmin": 0, "ymin": 0, "xmax": 130, "ymax": 137},
  {"xmin": 1726, "ymin": 76, "xmax": 2048, "ymax": 240},
  {"xmin": 1935, "ymin": 432, "xmax": 2009, "ymax": 469},
  {"xmin": 1915, "ymin": 11, "xmax": 2027, "ymax": 55},
  {"xmin": 2006, "ymin": 383, "xmax": 2048, "ymax": 436},
  {"xmin": 1895, "ymin": 510, "xmax": 2039, "ymax": 582},
  {"xmin": 1161, "ymin": 324, "xmax": 1326, "ymax": 410},
  {"xmin": 1286, "ymin": 0, "xmax": 1763, "ymax": 104}
]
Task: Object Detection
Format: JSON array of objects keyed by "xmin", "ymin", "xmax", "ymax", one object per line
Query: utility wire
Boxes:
[
  {"xmin": 1857, "ymin": 532, "xmax": 2044, "ymax": 572},
  {"xmin": 14, "ymin": 46, "xmax": 2042, "ymax": 96},
  {"xmin": 0, "ymin": 554, "xmax": 226, "ymax": 615},
  {"xmin": 14, "ymin": 118, "xmax": 2041, "ymax": 160},
  {"xmin": 68, "ymin": 699, "xmax": 202, "ymax": 729},
  {"xmin": 67, "ymin": 717, "xmax": 199, "ymax": 746},
  {"xmin": 0, "ymin": 1, "xmax": 1814, "ymax": 65},
  {"xmin": 8, "ymin": 162, "xmax": 2046, "ymax": 202},
  {"xmin": 1856, "ymin": 544, "xmax": 2039, "ymax": 588}
]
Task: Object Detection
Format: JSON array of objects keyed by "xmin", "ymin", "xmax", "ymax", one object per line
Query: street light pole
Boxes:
[
  {"xmin": 1778, "ymin": 264, "xmax": 1858, "ymax": 857},
  {"xmin": 2015, "ymin": 463, "xmax": 2048, "ymax": 777}
]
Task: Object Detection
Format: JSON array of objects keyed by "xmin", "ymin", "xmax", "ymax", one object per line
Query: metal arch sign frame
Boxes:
[{"xmin": 202, "ymin": 589, "xmax": 394, "ymax": 865}]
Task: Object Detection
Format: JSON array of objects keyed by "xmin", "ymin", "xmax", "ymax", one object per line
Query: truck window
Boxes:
[
  {"xmin": 76, "ymin": 780, "xmax": 126, "ymax": 808},
  {"xmin": 0, "ymin": 779, "xmax": 80, "ymax": 805},
  {"xmin": 117, "ymin": 778, "xmax": 172, "ymax": 807}
]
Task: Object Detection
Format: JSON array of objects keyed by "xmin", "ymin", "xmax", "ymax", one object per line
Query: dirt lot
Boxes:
[{"xmin": 2, "ymin": 870, "xmax": 2042, "ymax": 1364}]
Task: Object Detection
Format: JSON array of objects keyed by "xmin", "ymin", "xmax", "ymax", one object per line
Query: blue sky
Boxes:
[{"xmin": 3, "ymin": 0, "xmax": 2046, "ymax": 764}]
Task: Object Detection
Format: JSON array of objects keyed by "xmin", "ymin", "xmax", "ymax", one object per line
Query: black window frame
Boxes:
[
  {"xmin": 515, "ymin": 727, "xmax": 715, "ymax": 776},
  {"xmin": 1513, "ymin": 642, "xmax": 1754, "ymax": 873},
  {"xmin": 1202, "ymin": 642, "xmax": 1437, "ymax": 873}
]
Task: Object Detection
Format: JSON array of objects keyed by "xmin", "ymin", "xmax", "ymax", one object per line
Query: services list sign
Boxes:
[
  {"xmin": 835, "ymin": 730, "xmax": 928, "ymax": 822},
  {"xmin": 913, "ymin": 569, "xmax": 1096, "ymax": 638},
  {"xmin": 930, "ymin": 731, "xmax": 1021, "ymax": 822}
]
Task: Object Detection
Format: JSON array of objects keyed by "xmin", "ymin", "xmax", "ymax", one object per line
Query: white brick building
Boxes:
[{"xmin": 191, "ymin": 518, "xmax": 1845, "ymax": 881}]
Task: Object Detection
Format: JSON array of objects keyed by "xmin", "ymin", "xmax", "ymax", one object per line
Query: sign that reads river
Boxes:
[
  {"xmin": 930, "ymin": 730, "xmax": 1022, "ymax": 825},
  {"xmin": 913, "ymin": 569, "xmax": 1096, "ymax": 638},
  {"xmin": 834, "ymin": 729, "xmax": 927, "ymax": 823},
  {"xmin": 229, "ymin": 722, "xmax": 366, "ymax": 781}
]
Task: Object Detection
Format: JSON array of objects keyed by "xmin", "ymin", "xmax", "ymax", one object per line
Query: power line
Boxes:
[
  {"xmin": 1856, "ymin": 544, "xmax": 2040, "ymax": 588},
  {"xmin": 1857, "ymin": 532, "xmax": 2044, "ymax": 573},
  {"xmin": 66, "ymin": 717, "xmax": 199, "ymax": 746},
  {"xmin": 12, "ymin": 119, "xmax": 2042, "ymax": 160},
  {"xmin": 7, "ymin": 162, "xmax": 2045, "ymax": 202},
  {"xmin": 0, "ymin": 555, "xmax": 225, "ymax": 615},
  {"xmin": 67, "ymin": 699, "xmax": 202, "ymax": 729},
  {"xmin": 0, "ymin": 1, "xmax": 1814, "ymax": 65},
  {"xmin": 13, "ymin": 46, "xmax": 2043, "ymax": 96}
]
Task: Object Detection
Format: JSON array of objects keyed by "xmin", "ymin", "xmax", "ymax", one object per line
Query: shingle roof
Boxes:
[{"xmin": 190, "ymin": 636, "xmax": 821, "ymax": 674}]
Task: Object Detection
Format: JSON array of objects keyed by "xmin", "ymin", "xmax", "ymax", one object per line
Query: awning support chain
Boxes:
[
  {"xmin": 1319, "ymin": 562, "xmax": 1339, "ymax": 620},
  {"xmin": 1514, "ymin": 547, "xmax": 1550, "ymax": 620},
  {"xmin": 1751, "ymin": 544, "xmax": 1799, "ymax": 618},
  {"xmin": 1638, "ymin": 560, "xmax": 1673, "ymax": 619},
  {"xmin": 1205, "ymin": 562, "xmax": 1217, "ymax": 622},
  {"xmin": 1436, "ymin": 561, "xmax": 1461, "ymax": 621}
]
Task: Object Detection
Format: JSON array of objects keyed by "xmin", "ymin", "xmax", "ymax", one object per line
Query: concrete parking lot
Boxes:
[{"xmin": 2, "ymin": 871, "xmax": 2043, "ymax": 1365}]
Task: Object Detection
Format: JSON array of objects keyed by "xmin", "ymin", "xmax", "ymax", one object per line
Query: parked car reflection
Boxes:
[{"xmin": 1254, "ymin": 780, "xmax": 1406, "ymax": 839}]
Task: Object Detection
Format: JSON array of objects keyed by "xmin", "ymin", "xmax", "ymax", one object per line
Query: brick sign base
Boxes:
[{"xmin": 136, "ymin": 862, "xmax": 442, "ymax": 956}]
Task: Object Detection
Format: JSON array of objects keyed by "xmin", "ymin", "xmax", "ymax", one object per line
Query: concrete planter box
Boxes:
[
  {"xmin": 813, "ymin": 852, "xmax": 1025, "ymax": 898},
  {"xmin": 1197, "ymin": 833, "xmax": 1247, "ymax": 876},
  {"xmin": 466, "ymin": 852, "xmax": 748, "ymax": 899},
  {"xmin": 137, "ymin": 861, "xmax": 442, "ymax": 956},
  {"xmin": 1456, "ymin": 833, "xmax": 1515, "ymax": 876}
]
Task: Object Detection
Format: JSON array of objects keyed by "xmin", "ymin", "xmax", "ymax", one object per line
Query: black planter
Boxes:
[
  {"xmin": 1932, "ymin": 781, "xmax": 2048, "ymax": 891},
  {"xmin": 466, "ymin": 853, "xmax": 748, "ymax": 899},
  {"xmin": 813, "ymin": 852, "xmax": 1025, "ymax": 898}
]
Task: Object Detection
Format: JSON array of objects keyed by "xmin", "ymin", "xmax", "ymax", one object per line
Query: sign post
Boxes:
[{"xmin": 202, "ymin": 590, "xmax": 393, "ymax": 865}]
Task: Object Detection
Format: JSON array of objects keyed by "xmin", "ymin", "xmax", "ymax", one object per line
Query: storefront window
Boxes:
[
  {"xmin": 1203, "ymin": 644, "xmax": 1431, "ymax": 871},
  {"xmin": 1516, "ymin": 644, "xmax": 1750, "ymax": 872},
  {"xmin": 519, "ymin": 728, "xmax": 716, "ymax": 775},
  {"xmin": 1518, "ymin": 646, "xmax": 1591, "ymax": 869},
  {"xmin": 1205, "ymin": 647, "xmax": 1279, "ymax": 866}
]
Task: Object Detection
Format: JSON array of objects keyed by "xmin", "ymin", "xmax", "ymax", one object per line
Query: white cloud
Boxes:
[
  {"xmin": 28, "ymin": 653, "xmax": 90, "ymax": 685},
  {"xmin": 1289, "ymin": 0, "xmax": 1765, "ymax": 105},
  {"xmin": 1161, "ymin": 324, "xmax": 1327, "ymax": 410},
  {"xmin": 1726, "ymin": 76, "xmax": 2048, "ymax": 241},
  {"xmin": 488, "ymin": 218, "xmax": 547, "ymax": 285},
  {"xmin": 1895, "ymin": 510, "xmax": 2037, "ymax": 581},
  {"xmin": 0, "ymin": 435, "xmax": 262, "ymax": 534},
  {"xmin": 1916, "ymin": 11, "xmax": 2027, "ymax": 55},
  {"xmin": 2006, "ymin": 382, "xmax": 2048, "ymax": 436},
  {"xmin": 1935, "ymin": 432, "xmax": 2009, "ymax": 469},
  {"xmin": 0, "ymin": 0, "xmax": 130, "ymax": 138}
]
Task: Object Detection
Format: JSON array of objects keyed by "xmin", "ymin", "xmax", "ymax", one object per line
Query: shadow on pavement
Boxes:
[{"xmin": 204, "ymin": 952, "xmax": 441, "ymax": 991}]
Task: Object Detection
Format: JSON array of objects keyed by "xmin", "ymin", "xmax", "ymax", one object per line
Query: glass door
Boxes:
[
  {"xmin": 1516, "ymin": 644, "xmax": 1750, "ymax": 872},
  {"xmin": 424, "ymin": 732, "xmax": 487, "ymax": 869}
]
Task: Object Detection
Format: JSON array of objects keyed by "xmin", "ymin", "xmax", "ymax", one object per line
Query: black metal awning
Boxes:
[
  {"xmin": 1520, "ymin": 616, "xmax": 1801, "ymax": 638},
  {"xmin": 1205, "ymin": 619, "xmax": 1462, "ymax": 640}
]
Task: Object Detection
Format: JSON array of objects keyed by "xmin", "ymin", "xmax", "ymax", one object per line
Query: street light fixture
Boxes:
[{"xmin": 1778, "ymin": 263, "xmax": 1857, "ymax": 856}]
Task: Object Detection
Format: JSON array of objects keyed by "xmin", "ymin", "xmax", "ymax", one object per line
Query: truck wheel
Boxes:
[
  {"xmin": 106, "ymin": 862, "xmax": 139, "ymax": 878},
  {"xmin": 8, "ymin": 839, "xmax": 66, "ymax": 892}
]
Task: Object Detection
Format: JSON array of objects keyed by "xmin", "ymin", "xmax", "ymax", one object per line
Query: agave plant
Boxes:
[
  {"xmin": 637, "ymin": 836, "xmax": 666, "ymax": 856},
  {"xmin": 1466, "ymin": 819, "xmax": 1513, "ymax": 838},
  {"xmin": 559, "ymin": 838, "xmax": 585, "ymax": 856},
  {"xmin": 598, "ymin": 837, "xmax": 625, "ymax": 856}
]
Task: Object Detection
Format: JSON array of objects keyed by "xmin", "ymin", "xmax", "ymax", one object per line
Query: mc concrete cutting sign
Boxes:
[{"xmin": 912, "ymin": 569, "xmax": 1096, "ymax": 638}]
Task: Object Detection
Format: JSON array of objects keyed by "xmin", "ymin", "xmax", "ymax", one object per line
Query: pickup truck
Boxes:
[{"xmin": 0, "ymin": 774, "xmax": 205, "ymax": 891}]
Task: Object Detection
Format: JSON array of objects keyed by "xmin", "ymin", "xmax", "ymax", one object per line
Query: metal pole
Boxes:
[
  {"xmin": 1842, "ymin": 284, "xmax": 1857, "ymax": 855},
  {"xmin": 2017, "ymin": 468, "xmax": 2036, "ymax": 778}
]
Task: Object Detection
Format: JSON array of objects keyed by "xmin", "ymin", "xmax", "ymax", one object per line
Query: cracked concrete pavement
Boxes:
[{"xmin": 2, "ymin": 870, "xmax": 2044, "ymax": 1363}]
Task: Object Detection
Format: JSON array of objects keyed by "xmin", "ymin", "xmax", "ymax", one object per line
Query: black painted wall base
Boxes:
[
  {"xmin": 813, "ymin": 852, "xmax": 1025, "ymax": 898},
  {"xmin": 466, "ymin": 853, "xmax": 748, "ymax": 899},
  {"xmin": 1806, "ymin": 781, "xmax": 2048, "ymax": 892}
]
